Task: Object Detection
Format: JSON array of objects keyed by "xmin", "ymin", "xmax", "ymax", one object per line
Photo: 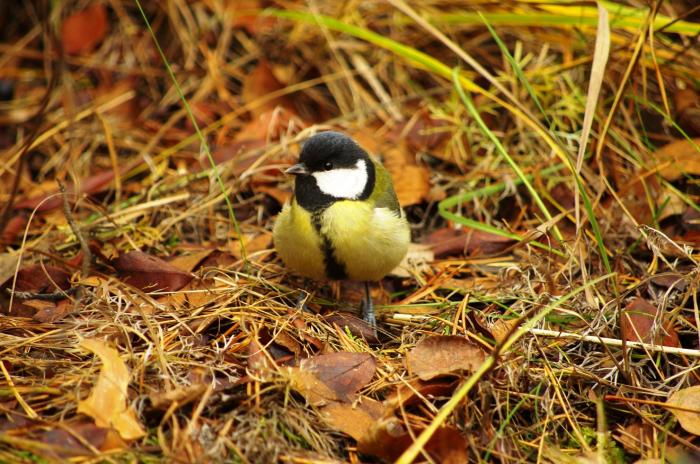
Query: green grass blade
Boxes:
[{"xmin": 477, "ymin": 12, "xmax": 552, "ymax": 129}]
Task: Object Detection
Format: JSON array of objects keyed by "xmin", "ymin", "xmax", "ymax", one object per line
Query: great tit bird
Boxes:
[{"xmin": 273, "ymin": 131, "xmax": 410, "ymax": 326}]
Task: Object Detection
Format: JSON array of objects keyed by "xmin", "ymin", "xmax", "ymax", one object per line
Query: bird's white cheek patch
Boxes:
[{"xmin": 312, "ymin": 160, "xmax": 368, "ymax": 199}]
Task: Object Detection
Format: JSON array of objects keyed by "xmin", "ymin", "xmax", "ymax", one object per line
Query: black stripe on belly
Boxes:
[{"xmin": 311, "ymin": 212, "xmax": 348, "ymax": 280}]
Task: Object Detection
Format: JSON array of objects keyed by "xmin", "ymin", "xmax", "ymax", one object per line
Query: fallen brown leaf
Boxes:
[
  {"xmin": 489, "ymin": 318, "xmax": 520, "ymax": 344},
  {"xmin": 168, "ymin": 249, "xmax": 215, "ymax": 273},
  {"xmin": 225, "ymin": 0, "xmax": 277, "ymax": 35},
  {"xmin": 390, "ymin": 243, "xmax": 434, "ymax": 278},
  {"xmin": 231, "ymin": 232, "xmax": 273, "ymax": 260},
  {"xmin": 150, "ymin": 383, "xmax": 209, "ymax": 410},
  {"xmin": 620, "ymin": 297, "xmax": 679, "ymax": 347},
  {"xmin": 382, "ymin": 145, "xmax": 431, "ymax": 206},
  {"xmin": 15, "ymin": 170, "xmax": 118, "ymax": 212},
  {"xmin": 425, "ymin": 227, "xmax": 516, "ymax": 258},
  {"xmin": 114, "ymin": 250, "xmax": 193, "ymax": 293},
  {"xmin": 78, "ymin": 339, "xmax": 145, "ymax": 440},
  {"xmin": 32, "ymin": 299, "xmax": 72, "ymax": 323},
  {"xmin": 650, "ymin": 273, "xmax": 688, "ymax": 291},
  {"xmin": 675, "ymin": 87, "xmax": 700, "ymax": 136},
  {"xmin": 385, "ymin": 378, "xmax": 458, "ymax": 410},
  {"xmin": 653, "ymin": 137, "xmax": 700, "ymax": 181},
  {"xmin": 667, "ymin": 385, "xmax": 700, "ymax": 435},
  {"xmin": 242, "ymin": 60, "xmax": 295, "ymax": 117},
  {"xmin": 388, "ymin": 109, "xmax": 451, "ymax": 152},
  {"xmin": 319, "ymin": 397, "xmax": 385, "ymax": 442},
  {"xmin": 1, "ymin": 214, "xmax": 28, "ymax": 244},
  {"xmin": 33, "ymin": 421, "xmax": 125, "ymax": 459},
  {"xmin": 358, "ymin": 418, "xmax": 468, "ymax": 463},
  {"xmin": 61, "ymin": 4, "xmax": 109, "ymax": 55},
  {"xmin": 5, "ymin": 264, "xmax": 71, "ymax": 293},
  {"xmin": 289, "ymin": 352, "xmax": 376, "ymax": 406},
  {"xmin": 323, "ymin": 312, "xmax": 379, "ymax": 344},
  {"xmin": 0, "ymin": 253, "xmax": 20, "ymax": 288},
  {"xmin": 407, "ymin": 335, "xmax": 486, "ymax": 381},
  {"xmin": 615, "ymin": 421, "xmax": 655, "ymax": 455}
]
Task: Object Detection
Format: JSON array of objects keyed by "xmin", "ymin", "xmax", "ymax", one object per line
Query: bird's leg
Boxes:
[
  {"xmin": 294, "ymin": 278, "xmax": 313, "ymax": 313},
  {"xmin": 361, "ymin": 281, "xmax": 377, "ymax": 327},
  {"xmin": 295, "ymin": 289, "xmax": 309, "ymax": 310}
]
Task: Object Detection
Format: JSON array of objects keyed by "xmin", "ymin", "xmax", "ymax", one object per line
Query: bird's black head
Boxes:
[{"xmin": 287, "ymin": 131, "xmax": 376, "ymax": 211}]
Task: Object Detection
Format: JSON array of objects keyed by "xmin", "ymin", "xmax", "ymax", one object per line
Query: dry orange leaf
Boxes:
[
  {"xmin": 382, "ymin": 145, "xmax": 430, "ymax": 206},
  {"xmin": 168, "ymin": 249, "xmax": 215, "ymax": 273},
  {"xmin": 61, "ymin": 4, "xmax": 109, "ymax": 55},
  {"xmin": 241, "ymin": 60, "xmax": 295, "ymax": 117},
  {"xmin": 221, "ymin": 0, "xmax": 277, "ymax": 35},
  {"xmin": 358, "ymin": 418, "xmax": 468, "ymax": 463},
  {"xmin": 407, "ymin": 335, "xmax": 486, "ymax": 381},
  {"xmin": 385, "ymin": 378, "xmax": 458, "ymax": 410},
  {"xmin": 319, "ymin": 397, "xmax": 385, "ymax": 442},
  {"xmin": 0, "ymin": 253, "xmax": 20, "ymax": 287},
  {"xmin": 78, "ymin": 339, "xmax": 145, "ymax": 440},
  {"xmin": 489, "ymin": 318, "xmax": 520, "ymax": 345},
  {"xmin": 231, "ymin": 232, "xmax": 273, "ymax": 260},
  {"xmin": 653, "ymin": 137, "xmax": 700, "ymax": 181},
  {"xmin": 667, "ymin": 385, "xmax": 700, "ymax": 435}
]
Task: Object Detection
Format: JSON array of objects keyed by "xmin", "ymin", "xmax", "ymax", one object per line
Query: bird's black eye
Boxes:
[{"xmin": 323, "ymin": 162, "xmax": 333, "ymax": 170}]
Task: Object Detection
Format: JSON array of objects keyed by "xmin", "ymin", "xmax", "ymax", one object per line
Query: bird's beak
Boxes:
[{"xmin": 285, "ymin": 163, "xmax": 309, "ymax": 176}]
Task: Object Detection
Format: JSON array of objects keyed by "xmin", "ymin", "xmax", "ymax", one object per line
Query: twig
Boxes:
[
  {"xmin": 4, "ymin": 287, "xmax": 77, "ymax": 301},
  {"xmin": 529, "ymin": 328, "xmax": 700, "ymax": 357},
  {"xmin": 392, "ymin": 315, "xmax": 700, "ymax": 357}
]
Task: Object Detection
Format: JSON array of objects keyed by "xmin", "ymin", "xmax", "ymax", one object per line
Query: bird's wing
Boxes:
[{"xmin": 370, "ymin": 159, "xmax": 402, "ymax": 216}]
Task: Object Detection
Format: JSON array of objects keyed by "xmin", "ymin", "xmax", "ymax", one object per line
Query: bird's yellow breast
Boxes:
[
  {"xmin": 273, "ymin": 202, "xmax": 326, "ymax": 280},
  {"xmin": 273, "ymin": 200, "xmax": 410, "ymax": 282}
]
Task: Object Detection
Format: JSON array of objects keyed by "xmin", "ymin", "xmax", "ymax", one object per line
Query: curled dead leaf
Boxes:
[
  {"xmin": 489, "ymin": 318, "xmax": 520, "ymax": 345},
  {"xmin": 78, "ymin": 339, "xmax": 145, "ymax": 440}
]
